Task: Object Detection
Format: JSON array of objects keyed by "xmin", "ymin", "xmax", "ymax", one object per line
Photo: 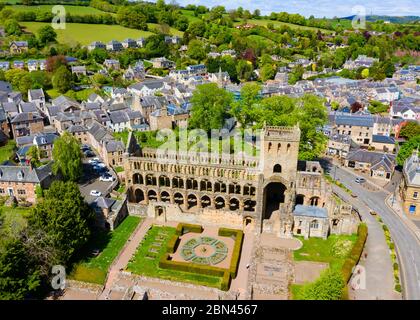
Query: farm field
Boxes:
[
  {"xmin": 233, "ymin": 18, "xmax": 334, "ymax": 33},
  {"xmin": 9, "ymin": 4, "xmax": 110, "ymax": 16},
  {"xmin": 147, "ymin": 23, "xmax": 184, "ymax": 36},
  {"xmin": 20, "ymin": 22, "xmax": 155, "ymax": 45}
]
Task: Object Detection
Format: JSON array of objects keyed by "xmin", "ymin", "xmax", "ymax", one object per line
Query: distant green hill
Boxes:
[{"xmin": 341, "ymin": 15, "xmax": 420, "ymax": 24}]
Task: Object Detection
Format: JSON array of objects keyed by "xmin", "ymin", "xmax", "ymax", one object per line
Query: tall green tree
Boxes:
[
  {"xmin": 37, "ymin": 25, "xmax": 57, "ymax": 47},
  {"xmin": 52, "ymin": 131, "xmax": 82, "ymax": 181},
  {"xmin": 52, "ymin": 66, "xmax": 72, "ymax": 93},
  {"xmin": 399, "ymin": 122, "xmax": 420, "ymax": 140},
  {"xmin": 189, "ymin": 83, "xmax": 233, "ymax": 131},
  {"xmin": 28, "ymin": 181, "xmax": 93, "ymax": 264},
  {"xmin": 396, "ymin": 135, "xmax": 420, "ymax": 166}
]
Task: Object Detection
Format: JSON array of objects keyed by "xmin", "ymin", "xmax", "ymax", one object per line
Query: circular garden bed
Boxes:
[{"xmin": 180, "ymin": 236, "xmax": 228, "ymax": 265}]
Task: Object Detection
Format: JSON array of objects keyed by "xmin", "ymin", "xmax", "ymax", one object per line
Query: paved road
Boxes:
[{"xmin": 327, "ymin": 163, "xmax": 420, "ymax": 300}]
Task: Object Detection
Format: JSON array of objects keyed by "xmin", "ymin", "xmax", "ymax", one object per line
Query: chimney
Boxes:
[{"xmin": 28, "ymin": 112, "xmax": 33, "ymax": 121}]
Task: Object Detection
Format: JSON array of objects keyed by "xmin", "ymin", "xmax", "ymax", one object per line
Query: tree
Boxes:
[
  {"xmin": 37, "ymin": 25, "xmax": 57, "ymax": 47},
  {"xmin": 0, "ymin": 237, "xmax": 41, "ymax": 300},
  {"xmin": 27, "ymin": 146, "xmax": 41, "ymax": 167},
  {"xmin": 52, "ymin": 66, "xmax": 72, "ymax": 93},
  {"xmin": 297, "ymin": 269, "xmax": 345, "ymax": 300},
  {"xmin": 187, "ymin": 20, "xmax": 206, "ymax": 37},
  {"xmin": 187, "ymin": 39, "xmax": 206, "ymax": 61},
  {"xmin": 260, "ymin": 64, "xmax": 276, "ymax": 82},
  {"xmin": 28, "ymin": 181, "xmax": 93, "ymax": 264},
  {"xmin": 236, "ymin": 59, "xmax": 253, "ymax": 81},
  {"xmin": 361, "ymin": 68, "xmax": 369, "ymax": 79},
  {"xmin": 230, "ymin": 83, "xmax": 261, "ymax": 127},
  {"xmin": 4, "ymin": 19, "xmax": 21, "ymax": 36},
  {"xmin": 52, "ymin": 131, "xmax": 82, "ymax": 181},
  {"xmin": 189, "ymin": 83, "xmax": 233, "ymax": 131},
  {"xmin": 399, "ymin": 122, "xmax": 420, "ymax": 140},
  {"xmin": 396, "ymin": 135, "xmax": 420, "ymax": 166},
  {"xmin": 45, "ymin": 55, "xmax": 67, "ymax": 73}
]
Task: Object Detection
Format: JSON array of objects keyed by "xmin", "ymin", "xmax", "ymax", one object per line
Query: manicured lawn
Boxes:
[
  {"xmin": 0, "ymin": 140, "xmax": 16, "ymax": 164},
  {"xmin": 127, "ymin": 226, "xmax": 223, "ymax": 288},
  {"xmin": 20, "ymin": 22, "xmax": 155, "ymax": 45},
  {"xmin": 69, "ymin": 215, "xmax": 142, "ymax": 284},
  {"xmin": 293, "ymin": 234, "xmax": 358, "ymax": 270},
  {"xmin": 11, "ymin": 5, "xmax": 111, "ymax": 16}
]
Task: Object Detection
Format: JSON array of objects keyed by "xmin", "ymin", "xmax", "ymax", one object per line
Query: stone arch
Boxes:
[
  {"xmin": 174, "ymin": 192, "xmax": 184, "ymax": 205},
  {"xmin": 200, "ymin": 179, "xmax": 212, "ymax": 192},
  {"xmin": 243, "ymin": 184, "xmax": 256, "ymax": 196},
  {"xmin": 244, "ymin": 199, "xmax": 256, "ymax": 212},
  {"xmin": 134, "ymin": 188, "xmax": 144, "ymax": 203},
  {"xmin": 159, "ymin": 175, "xmax": 170, "ymax": 187},
  {"xmin": 214, "ymin": 181, "xmax": 227, "ymax": 193},
  {"xmin": 172, "ymin": 176, "xmax": 184, "ymax": 189},
  {"xmin": 187, "ymin": 194, "xmax": 198, "ymax": 209},
  {"xmin": 146, "ymin": 174, "xmax": 157, "ymax": 186},
  {"xmin": 263, "ymin": 181, "xmax": 286, "ymax": 219},
  {"xmin": 147, "ymin": 189, "xmax": 157, "ymax": 202},
  {"xmin": 215, "ymin": 196, "xmax": 225, "ymax": 209},
  {"xmin": 229, "ymin": 183, "xmax": 241, "ymax": 194},
  {"xmin": 186, "ymin": 178, "xmax": 198, "ymax": 190},
  {"xmin": 133, "ymin": 173, "xmax": 143, "ymax": 184},
  {"xmin": 273, "ymin": 164, "xmax": 282, "ymax": 173},
  {"xmin": 229, "ymin": 197, "xmax": 240, "ymax": 211},
  {"xmin": 201, "ymin": 195, "xmax": 211, "ymax": 208},
  {"xmin": 295, "ymin": 194, "xmax": 305, "ymax": 205},
  {"xmin": 160, "ymin": 191, "xmax": 170, "ymax": 202}
]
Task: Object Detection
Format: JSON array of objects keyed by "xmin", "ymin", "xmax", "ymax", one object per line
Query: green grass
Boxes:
[
  {"xmin": 0, "ymin": 140, "xmax": 16, "ymax": 164},
  {"xmin": 69, "ymin": 216, "xmax": 141, "ymax": 284},
  {"xmin": 10, "ymin": 5, "xmax": 111, "ymax": 16},
  {"xmin": 294, "ymin": 234, "xmax": 358, "ymax": 270},
  {"xmin": 234, "ymin": 18, "xmax": 334, "ymax": 34},
  {"xmin": 0, "ymin": 205, "xmax": 31, "ymax": 236},
  {"xmin": 20, "ymin": 22, "xmax": 155, "ymax": 45},
  {"xmin": 127, "ymin": 225, "xmax": 223, "ymax": 288},
  {"xmin": 147, "ymin": 23, "xmax": 184, "ymax": 36}
]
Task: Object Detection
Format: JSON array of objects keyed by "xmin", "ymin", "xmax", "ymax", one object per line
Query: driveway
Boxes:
[
  {"xmin": 325, "ymin": 162, "xmax": 420, "ymax": 300},
  {"xmin": 78, "ymin": 161, "xmax": 116, "ymax": 203}
]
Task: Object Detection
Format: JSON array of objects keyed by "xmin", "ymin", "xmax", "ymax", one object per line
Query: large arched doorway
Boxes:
[
  {"xmin": 201, "ymin": 195, "xmax": 211, "ymax": 208},
  {"xmin": 174, "ymin": 192, "xmax": 184, "ymax": 205},
  {"xmin": 263, "ymin": 182, "xmax": 286, "ymax": 219},
  {"xmin": 134, "ymin": 189, "xmax": 144, "ymax": 203},
  {"xmin": 160, "ymin": 191, "xmax": 170, "ymax": 202},
  {"xmin": 187, "ymin": 194, "xmax": 198, "ymax": 209}
]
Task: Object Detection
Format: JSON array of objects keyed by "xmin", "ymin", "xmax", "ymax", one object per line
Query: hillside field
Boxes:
[{"xmin": 20, "ymin": 21, "xmax": 154, "ymax": 45}]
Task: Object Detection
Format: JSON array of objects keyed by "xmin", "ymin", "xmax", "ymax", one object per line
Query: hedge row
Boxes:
[
  {"xmin": 175, "ymin": 223, "xmax": 203, "ymax": 236},
  {"xmin": 342, "ymin": 223, "xmax": 368, "ymax": 283},
  {"xmin": 218, "ymin": 227, "xmax": 244, "ymax": 279},
  {"xmin": 166, "ymin": 235, "xmax": 180, "ymax": 254},
  {"xmin": 159, "ymin": 253, "xmax": 225, "ymax": 277}
]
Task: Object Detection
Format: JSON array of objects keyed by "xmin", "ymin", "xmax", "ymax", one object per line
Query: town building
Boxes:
[{"xmin": 400, "ymin": 151, "xmax": 420, "ymax": 217}]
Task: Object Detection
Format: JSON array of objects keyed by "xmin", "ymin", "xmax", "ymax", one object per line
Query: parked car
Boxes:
[
  {"xmin": 355, "ymin": 177, "xmax": 366, "ymax": 184},
  {"xmin": 99, "ymin": 175, "xmax": 114, "ymax": 182},
  {"xmin": 369, "ymin": 210, "xmax": 377, "ymax": 216},
  {"xmin": 96, "ymin": 162, "xmax": 106, "ymax": 168},
  {"xmin": 90, "ymin": 190, "xmax": 101, "ymax": 197},
  {"xmin": 92, "ymin": 157, "xmax": 100, "ymax": 162},
  {"xmin": 88, "ymin": 159, "xmax": 98, "ymax": 164},
  {"xmin": 84, "ymin": 150, "xmax": 95, "ymax": 157}
]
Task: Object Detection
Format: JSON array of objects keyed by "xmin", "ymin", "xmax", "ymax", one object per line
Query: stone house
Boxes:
[
  {"xmin": 104, "ymin": 59, "xmax": 120, "ymax": 70},
  {"xmin": 0, "ymin": 163, "xmax": 54, "ymax": 204},
  {"xmin": 71, "ymin": 65, "xmax": 87, "ymax": 76},
  {"xmin": 106, "ymin": 40, "xmax": 123, "ymax": 52},
  {"xmin": 400, "ymin": 152, "xmax": 420, "ymax": 217},
  {"xmin": 345, "ymin": 149, "xmax": 395, "ymax": 181},
  {"xmin": 87, "ymin": 41, "xmax": 106, "ymax": 51},
  {"xmin": 91, "ymin": 196, "xmax": 128, "ymax": 230},
  {"xmin": 28, "ymin": 89, "xmax": 45, "ymax": 112},
  {"xmin": 9, "ymin": 41, "xmax": 28, "ymax": 54},
  {"xmin": 10, "ymin": 112, "xmax": 44, "ymax": 138},
  {"xmin": 370, "ymin": 135, "xmax": 396, "ymax": 153}
]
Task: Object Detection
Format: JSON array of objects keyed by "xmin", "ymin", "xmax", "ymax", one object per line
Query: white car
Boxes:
[
  {"xmin": 90, "ymin": 190, "xmax": 102, "ymax": 197},
  {"xmin": 99, "ymin": 175, "xmax": 114, "ymax": 182},
  {"xmin": 88, "ymin": 159, "xmax": 98, "ymax": 164},
  {"xmin": 96, "ymin": 162, "xmax": 106, "ymax": 168}
]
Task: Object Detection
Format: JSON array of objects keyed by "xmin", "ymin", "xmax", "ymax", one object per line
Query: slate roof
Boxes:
[
  {"xmin": 28, "ymin": 89, "xmax": 44, "ymax": 100},
  {"xmin": 104, "ymin": 140, "xmax": 124, "ymax": 153},
  {"xmin": 372, "ymin": 135, "xmax": 395, "ymax": 144},
  {"xmin": 332, "ymin": 112, "xmax": 374, "ymax": 127},
  {"xmin": 0, "ymin": 163, "xmax": 52, "ymax": 183},
  {"xmin": 293, "ymin": 205, "xmax": 328, "ymax": 218},
  {"xmin": 109, "ymin": 110, "xmax": 129, "ymax": 124},
  {"xmin": 404, "ymin": 152, "xmax": 420, "ymax": 186},
  {"xmin": 10, "ymin": 112, "xmax": 43, "ymax": 123},
  {"xmin": 20, "ymin": 102, "xmax": 37, "ymax": 113},
  {"xmin": 347, "ymin": 149, "xmax": 395, "ymax": 171}
]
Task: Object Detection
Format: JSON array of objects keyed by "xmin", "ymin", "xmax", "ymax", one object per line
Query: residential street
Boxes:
[{"xmin": 327, "ymin": 163, "xmax": 420, "ymax": 300}]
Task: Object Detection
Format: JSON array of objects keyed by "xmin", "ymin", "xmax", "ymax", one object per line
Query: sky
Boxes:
[{"xmin": 165, "ymin": 0, "xmax": 420, "ymax": 18}]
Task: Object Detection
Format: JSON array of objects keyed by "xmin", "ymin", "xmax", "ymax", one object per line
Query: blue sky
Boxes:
[{"xmin": 167, "ymin": 0, "xmax": 420, "ymax": 18}]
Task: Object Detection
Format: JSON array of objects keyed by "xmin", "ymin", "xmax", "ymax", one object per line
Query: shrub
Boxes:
[
  {"xmin": 297, "ymin": 269, "xmax": 345, "ymax": 300},
  {"xmin": 175, "ymin": 223, "xmax": 203, "ymax": 235},
  {"xmin": 220, "ymin": 271, "xmax": 231, "ymax": 291},
  {"xmin": 166, "ymin": 235, "xmax": 180, "ymax": 254},
  {"xmin": 159, "ymin": 254, "xmax": 227, "ymax": 278},
  {"xmin": 393, "ymin": 262, "xmax": 399, "ymax": 271},
  {"xmin": 395, "ymin": 284, "xmax": 402, "ymax": 292},
  {"xmin": 341, "ymin": 223, "xmax": 368, "ymax": 283}
]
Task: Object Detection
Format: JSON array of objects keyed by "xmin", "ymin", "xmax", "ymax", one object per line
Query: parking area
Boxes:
[{"xmin": 78, "ymin": 145, "xmax": 117, "ymax": 204}]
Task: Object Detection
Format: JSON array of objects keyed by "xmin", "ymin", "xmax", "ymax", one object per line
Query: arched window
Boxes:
[
  {"xmin": 273, "ymin": 164, "xmax": 282, "ymax": 173},
  {"xmin": 310, "ymin": 220, "xmax": 319, "ymax": 229}
]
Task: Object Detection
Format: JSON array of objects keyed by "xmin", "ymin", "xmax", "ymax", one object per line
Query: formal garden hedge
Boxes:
[
  {"xmin": 158, "ymin": 225, "xmax": 244, "ymax": 291},
  {"xmin": 175, "ymin": 223, "xmax": 203, "ymax": 236},
  {"xmin": 166, "ymin": 234, "xmax": 180, "ymax": 254},
  {"xmin": 218, "ymin": 227, "xmax": 244, "ymax": 279},
  {"xmin": 341, "ymin": 223, "xmax": 368, "ymax": 284}
]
